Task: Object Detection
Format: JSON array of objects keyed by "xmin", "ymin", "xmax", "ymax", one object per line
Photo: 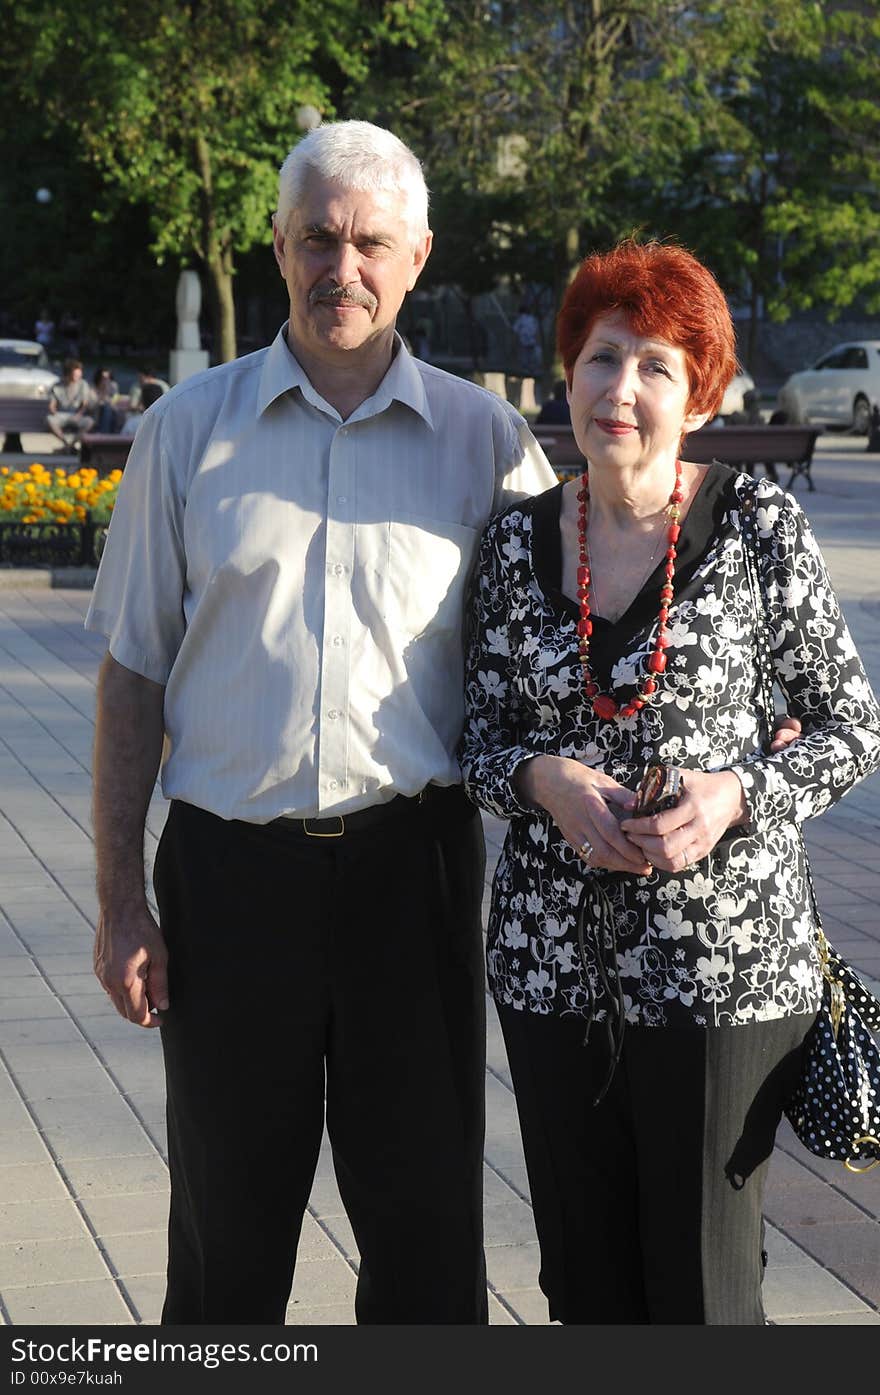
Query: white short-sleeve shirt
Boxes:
[{"xmin": 85, "ymin": 328, "xmax": 556, "ymax": 822}]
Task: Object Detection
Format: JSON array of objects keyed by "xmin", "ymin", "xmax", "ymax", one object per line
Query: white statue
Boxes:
[
  {"xmin": 176, "ymin": 271, "xmax": 202, "ymax": 351},
  {"xmin": 169, "ymin": 271, "xmax": 210, "ymax": 385}
]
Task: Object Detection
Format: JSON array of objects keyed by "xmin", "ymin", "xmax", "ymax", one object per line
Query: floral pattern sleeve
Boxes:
[
  {"xmin": 461, "ymin": 509, "xmax": 544, "ymax": 819},
  {"xmin": 728, "ymin": 480, "xmax": 880, "ymax": 828}
]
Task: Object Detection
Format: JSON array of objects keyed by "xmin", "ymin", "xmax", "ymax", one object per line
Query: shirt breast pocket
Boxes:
[{"xmin": 385, "ymin": 517, "xmax": 479, "ymax": 639}]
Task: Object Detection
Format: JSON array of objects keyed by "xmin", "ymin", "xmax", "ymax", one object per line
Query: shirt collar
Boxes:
[{"xmin": 257, "ymin": 324, "xmax": 434, "ymax": 430}]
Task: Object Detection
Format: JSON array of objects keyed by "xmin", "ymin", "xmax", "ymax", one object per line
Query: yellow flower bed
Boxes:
[{"xmin": 0, "ymin": 464, "xmax": 122, "ymax": 526}]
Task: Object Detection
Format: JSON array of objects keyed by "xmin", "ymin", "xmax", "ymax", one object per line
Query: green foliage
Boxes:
[
  {"xmin": 3, "ymin": 0, "xmax": 444, "ymax": 358},
  {"xmin": 637, "ymin": 3, "xmax": 880, "ymax": 361},
  {"xmin": 0, "ymin": 108, "xmax": 178, "ymax": 349},
  {"xmin": 354, "ymin": 0, "xmax": 880, "ymax": 362},
  {"xmin": 2, "ymin": 0, "xmax": 878, "ymax": 363}
]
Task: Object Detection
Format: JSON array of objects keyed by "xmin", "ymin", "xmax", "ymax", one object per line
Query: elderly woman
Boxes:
[{"xmin": 462, "ymin": 241, "xmax": 880, "ymax": 1325}]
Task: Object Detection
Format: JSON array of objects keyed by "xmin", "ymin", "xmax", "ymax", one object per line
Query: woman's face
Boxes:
[{"xmin": 567, "ymin": 312, "xmax": 710, "ymax": 471}]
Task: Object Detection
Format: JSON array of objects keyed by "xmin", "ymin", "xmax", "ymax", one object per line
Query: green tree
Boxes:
[
  {"xmin": 642, "ymin": 4, "xmax": 880, "ymax": 369},
  {"xmin": 765, "ymin": 5, "xmax": 880, "ymax": 324},
  {"xmin": 4, "ymin": 0, "xmax": 441, "ymax": 361},
  {"xmin": 359, "ymin": 0, "xmax": 878, "ymax": 367},
  {"xmin": 361, "ymin": 4, "xmax": 778, "ymax": 289}
]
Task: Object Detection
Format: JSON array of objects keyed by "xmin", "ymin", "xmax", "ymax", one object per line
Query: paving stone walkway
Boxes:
[{"xmin": 0, "ymin": 436, "xmax": 878, "ymax": 1325}]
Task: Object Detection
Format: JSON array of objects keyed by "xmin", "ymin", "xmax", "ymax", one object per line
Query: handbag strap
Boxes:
[
  {"xmin": 738, "ymin": 488, "xmax": 778, "ymax": 751},
  {"xmin": 738, "ymin": 485, "xmax": 830, "ymax": 954}
]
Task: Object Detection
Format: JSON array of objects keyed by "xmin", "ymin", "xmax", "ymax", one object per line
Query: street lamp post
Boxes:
[{"xmin": 296, "ymin": 105, "xmax": 321, "ymax": 133}]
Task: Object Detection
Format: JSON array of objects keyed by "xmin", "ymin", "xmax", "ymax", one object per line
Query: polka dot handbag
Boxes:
[
  {"xmin": 741, "ymin": 486, "xmax": 880, "ymax": 1173},
  {"xmin": 783, "ymin": 929, "xmax": 880, "ymax": 1172}
]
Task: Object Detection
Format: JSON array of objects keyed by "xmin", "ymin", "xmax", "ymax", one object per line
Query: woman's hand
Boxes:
[
  {"xmin": 620, "ymin": 769, "xmax": 747, "ymax": 873},
  {"xmin": 516, "ymin": 755, "xmax": 653, "ymax": 875},
  {"xmin": 771, "ymin": 715, "xmax": 802, "ymax": 753}
]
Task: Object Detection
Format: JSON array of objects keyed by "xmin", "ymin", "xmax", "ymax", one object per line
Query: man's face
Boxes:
[{"xmin": 272, "ymin": 173, "xmax": 431, "ymax": 369}]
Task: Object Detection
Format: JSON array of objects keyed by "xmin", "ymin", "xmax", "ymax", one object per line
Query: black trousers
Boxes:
[
  {"xmin": 154, "ymin": 789, "xmax": 488, "ymax": 1325},
  {"xmin": 498, "ymin": 1003, "xmax": 815, "ymax": 1325}
]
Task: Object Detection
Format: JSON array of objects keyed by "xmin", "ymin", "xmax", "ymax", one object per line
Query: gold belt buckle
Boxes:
[{"xmin": 302, "ymin": 816, "xmax": 345, "ymax": 838}]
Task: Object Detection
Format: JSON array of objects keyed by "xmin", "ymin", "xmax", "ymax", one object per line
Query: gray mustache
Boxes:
[{"xmin": 309, "ymin": 282, "xmax": 377, "ymax": 311}]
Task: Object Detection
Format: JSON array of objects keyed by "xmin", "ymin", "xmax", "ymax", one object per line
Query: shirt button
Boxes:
[
  {"xmin": 332, "ymin": 635, "xmax": 344, "ymax": 646},
  {"xmin": 330, "ymin": 563, "xmax": 345, "ymax": 576},
  {"xmin": 328, "ymin": 779, "xmax": 339, "ymax": 791},
  {"xmin": 337, "ymin": 495, "xmax": 347, "ymax": 505},
  {"xmin": 328, "ymin": 708, "xmax": 340, "ymax": 720}
]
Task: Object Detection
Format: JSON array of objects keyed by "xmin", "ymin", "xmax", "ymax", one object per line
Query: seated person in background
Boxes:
[
  {"xmin": 731, "ymin": 389, "xmax": 778, "ymax": 482},
  {"xmin": 119, "ymin": 381, "xmax": 164, "ymax": 435},
  {"xmin": 47, "ymin": 359, "xmax": 95, "ymax": 448},
  {"xmin": 128, "ymin": 366, "xmax": 171, "ymax": 410},
  {"xmin": 535, "ymin": 380, "xmax": 572, "ymax": 426},
  {"xmin": 93, "ymin": 367, "xmax": 122, "ymax": 433},
  {"xmin": 729, "ymin": 388, "xmax": 764, "ymax": 425}
]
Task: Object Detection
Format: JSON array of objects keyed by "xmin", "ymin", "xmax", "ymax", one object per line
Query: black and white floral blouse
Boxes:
[{"xmin": 461, "ymin": 466, "xmax": 880, "ymax": 1028}]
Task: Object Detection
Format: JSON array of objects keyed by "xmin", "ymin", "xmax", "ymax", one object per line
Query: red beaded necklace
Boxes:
[{"xmin": 576, "ymin": 458, "xmax": 683, "ymax": 721}]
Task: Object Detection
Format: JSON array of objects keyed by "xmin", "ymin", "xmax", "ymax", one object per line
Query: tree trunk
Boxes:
[
  {"xmin": 746, "ymin": 275, "xmax": 760, "ymax": 375},
  {"xmin": 745, "ymin": 176, "xmax": 769, "ymax": 374},
  {"xmin": 549, "ymin": 228, "xmax": 582, "ymax": 377},
  {"xmin": 206, "ymin": 248, "xmax": 237, "ymax": 364},
  {"xmin": 194, "ymin": 131, "xmax": 237, "ymax": 362}
]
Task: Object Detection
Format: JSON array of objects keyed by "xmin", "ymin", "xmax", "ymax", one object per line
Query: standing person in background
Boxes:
[
  {"xmin": 58, "ymin": 309, "xmax": 81, "ymax": 357},
  {"xmin": 34, "ymin": 308, "xmax": 55, "ymax": 351},
  {"xmin": 462, "ymin": 240, "xmax": 880, "ymax": 1325},
  {"xmin": 513, "ymin": 302, "xmax": 542, "ymax": 377},
  {"xmin": 86, "ymin": 119, "xmax": 556, "ymax": 1326}
]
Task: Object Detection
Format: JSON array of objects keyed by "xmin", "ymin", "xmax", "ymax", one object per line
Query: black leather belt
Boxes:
[{"xmin": 273, "ymin": 790, "xmax": 427, "ymax": 838}]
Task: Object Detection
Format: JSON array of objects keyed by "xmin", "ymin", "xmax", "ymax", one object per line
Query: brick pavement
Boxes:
[{"xmin": 0, "ymin": 435, "xmax": 878, "ymax": 1325}]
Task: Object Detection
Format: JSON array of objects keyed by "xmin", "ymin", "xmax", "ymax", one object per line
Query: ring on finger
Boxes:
[{"xmin": 579, "ymin": 839, "xmax": 593, "ymax": 860}]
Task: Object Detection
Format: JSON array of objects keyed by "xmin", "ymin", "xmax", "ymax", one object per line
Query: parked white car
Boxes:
[
  {"xmin": 0, "ymin": 339, "xmax": 59, "ymax": 399},
  {"xmin": 719, "ymin": 371, "xmax": 755, "ymax": 417},
  {"xmin": 776, "ymin": 341, "xmax": 880, "ymax": 434}
]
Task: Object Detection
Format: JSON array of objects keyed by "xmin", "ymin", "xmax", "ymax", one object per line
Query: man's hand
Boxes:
[
  {"xmin": 94, "ymin": 902, "xmax": 169, "ymax": 1028},
  {"xmin": 621, "ymin": 769, "xmax": 747, "ymax": 873},
  {"xmin": 92, "ymin": 654, "xmax": 167, "ymax": 1029},
  {"xmin": 770, "ymin": 714, "xmax": 802, "ymax": 753}
]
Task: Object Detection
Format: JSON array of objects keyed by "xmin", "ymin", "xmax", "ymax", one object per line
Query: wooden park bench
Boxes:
[
  {"xmin": 532, "ymin": 424, "xmax": 584, "ymax": 476},
  {"xmin": 683, "ymin": 424, "xmax": 821, "ymax": 491},
  {"xmin": 533, "ymin": 422, "xmax": 821, "ymax": 491},
  {"xmin": 80, "ymin": 433, "xmax": 133, "ymax": 470},
  {"xmin": 0, "ymin": 396, "xmax": 53, "ymax": 452}
]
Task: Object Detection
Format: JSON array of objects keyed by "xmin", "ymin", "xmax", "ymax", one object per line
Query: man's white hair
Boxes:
[{"xmin": 276, "ymin": 120, "xmax": 430, "ymax": 246}]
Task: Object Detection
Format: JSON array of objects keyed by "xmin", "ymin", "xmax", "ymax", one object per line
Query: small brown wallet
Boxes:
[{"xmin": 631, "ymin": 763, "xmax": 683, "ymax": 817}]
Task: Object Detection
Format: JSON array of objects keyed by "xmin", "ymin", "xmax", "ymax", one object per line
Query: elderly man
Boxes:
[{"xmin": 86, "ymin": 120, "xmax": 556, "ymax": 1325}]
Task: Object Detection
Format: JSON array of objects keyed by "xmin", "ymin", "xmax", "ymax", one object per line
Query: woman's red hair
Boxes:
[{"xmin": 557, "ymin": 240, "xmax": 738, "ymax": 418}]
